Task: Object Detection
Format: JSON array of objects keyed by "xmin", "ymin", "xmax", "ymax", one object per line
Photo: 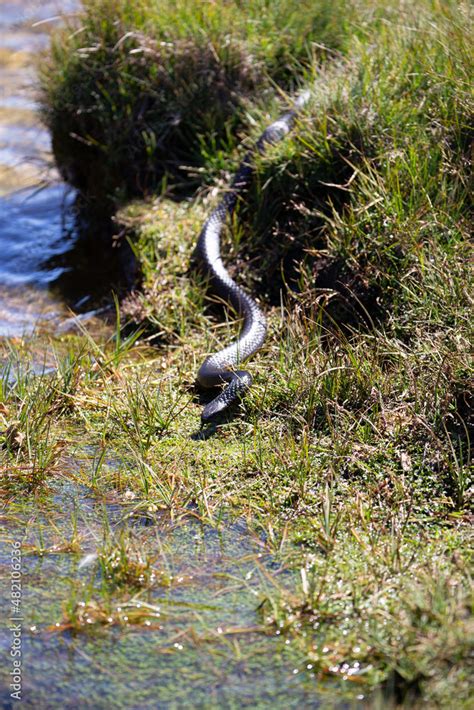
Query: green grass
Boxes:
[
  {"xmin": 39, "ymin": 0, "xmax": 349, "ymax": 204},
  {"xmin": 2, "ymin": 0, "xmax": 472, "ymax": 706}
]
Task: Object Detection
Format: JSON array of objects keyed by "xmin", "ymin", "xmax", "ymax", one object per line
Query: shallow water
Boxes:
[
  {"xmin": 0, "ymin": 457, "xmax": 347, "ymax": 708},
  {"xmin": 0, "ymin": 0, "xmax": 80, "ymax": 336},
  {"xmin": 0, "ymin": 0, "xmax": 132, "ymax": 339}
]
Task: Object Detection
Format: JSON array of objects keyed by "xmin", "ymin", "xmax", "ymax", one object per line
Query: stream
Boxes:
[
  {"xmin": 0, "ymin": 0, "xmax": 133, "ymax": 339},
  {"xmin": 0, "ymin": 0, "xmax": 78, "ymax": 336}
]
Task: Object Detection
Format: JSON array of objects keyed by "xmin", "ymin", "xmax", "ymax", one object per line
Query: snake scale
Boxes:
[{"xmin": 194, "ymin": 91, "xmax": 310, "ymax": 422}]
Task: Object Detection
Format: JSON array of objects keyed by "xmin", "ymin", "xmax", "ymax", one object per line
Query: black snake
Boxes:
[{"xmin": 194, "ymin": 91, "xmax": 310, "ymax": 422}]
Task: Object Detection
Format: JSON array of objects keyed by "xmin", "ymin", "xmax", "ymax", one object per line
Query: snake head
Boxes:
[{"xmin": 201, "ymin": 370, "xmax": 252, "ymax": 422}]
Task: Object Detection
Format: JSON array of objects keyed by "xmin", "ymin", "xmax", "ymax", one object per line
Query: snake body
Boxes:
[{"xmin": 195, "ymin": 92, "xmax": 310, "ymax": 422}]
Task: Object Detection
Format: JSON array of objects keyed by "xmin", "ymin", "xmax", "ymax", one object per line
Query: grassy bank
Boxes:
[
  {"xmin": 40, "ymin": 0, "xmax": 348, "ymax": 203},
  {"xmin": 2, "ymin": 0, "xmax": 472, "ymax": 706}
]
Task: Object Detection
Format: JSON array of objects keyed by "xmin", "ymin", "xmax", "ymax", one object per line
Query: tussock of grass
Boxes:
[
  {"xmin": 97, "ymin": 528, "xmax": 160, "ymax": 590},
  {"xmin": 59, "ymin": 595, "xmax": 164, "ymax": 634},
  {"xmin": 240, "ymin": 7, "xmax": 472, "ymax": 327},
  {"xmin": 39, "ymin": 0, "xmax": 347, "ymax": 203}
]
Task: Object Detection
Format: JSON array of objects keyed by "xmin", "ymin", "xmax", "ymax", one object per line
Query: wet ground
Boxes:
[
  {"xmin": 1, "ymin": 455, "xmax": 347, "ymax": 708},
  {"xmin": 0, "ymin": 477, "xmax": 325, "ymax": 707}
]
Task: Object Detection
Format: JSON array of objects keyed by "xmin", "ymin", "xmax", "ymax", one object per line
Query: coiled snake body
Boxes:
[{"xmin": 195, "ymin": 92, "xmax": 310, "ymax": 422}]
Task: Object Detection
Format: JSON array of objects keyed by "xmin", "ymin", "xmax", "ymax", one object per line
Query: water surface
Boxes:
[
  {"xmin": 0, "ymin": 458, "xmax": 345, "ymax": 708},
  {"xmin": 0, "ymin": 0, "xmax": 127, "ymax": 338}
]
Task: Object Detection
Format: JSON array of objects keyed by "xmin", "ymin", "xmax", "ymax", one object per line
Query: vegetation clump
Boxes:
[
  {"xmin": 98, "ymin": 529, "xmax": 161, "ymax": 590},
  {"xmin": 40, "ymin": 0, "xmax": 346, "ymax": 203}
]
